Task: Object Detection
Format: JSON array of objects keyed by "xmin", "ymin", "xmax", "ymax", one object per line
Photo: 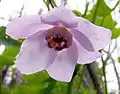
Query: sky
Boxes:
[{"xmin": 0, "ymin": 0, "xmax": 120, "ymax": 93}]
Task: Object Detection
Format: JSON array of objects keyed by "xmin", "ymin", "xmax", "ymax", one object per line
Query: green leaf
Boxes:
[
  {"xmin": 3, "ymin": 47, "xmax": 19, "ymax": 57},
  {"xmin": 96, "ymin": 0, "xmax": 112, "ymax": 16},
  {"xmin": 103, "ymin": 15, "xmax": 117, "ymax": 29},
  {"xmin": 91, "ymin": 0, "xmax": 112, "ymax": 17},
  {"xmin": 0, "ymin": 26, "xmax": 21, "ymax": 47},
  {"xmin": 85, "ymin": 0, "xmax": 112, "ymax": 22},
  {"xmin": 72, "ymin": 10, "xmax": 82, "ymax": 17},
  {"xmin": 112, "ymin": 27, "xmax": 120, "ymax": 39},
  {"xmin": 0, "ymin": 55, "xmax": 14, "ymax": 66},
  {"xmin": 0, "ymin": 26, "xmax": 6, "ymax": 38},
  {"xmin": 0, "ymin": 47, "xmax": 19, "ymax": 66},
  {"xmin": 118, "ymin": 57, "xmax": 120, "ymax": 63}
]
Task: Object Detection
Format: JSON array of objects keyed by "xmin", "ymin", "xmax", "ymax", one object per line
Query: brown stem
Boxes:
[{"xmin": 86, "ymin": 63, "xmax": 103, "ymax": 94}]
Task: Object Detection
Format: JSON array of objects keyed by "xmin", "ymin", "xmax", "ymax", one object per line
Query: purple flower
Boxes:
[{"xmin": 6, "ymin": 6, "xmax": 111, "ymax": 82}]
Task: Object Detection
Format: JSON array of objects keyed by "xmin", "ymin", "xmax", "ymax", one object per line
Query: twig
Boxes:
[
  {"xmin": 101, "ymin": 39, "xmax": 118, "ymax": 94},
  {"xmin": 61, "ymin": 0, "xmax": 67, "ymax": 5},
  {"xmin": 82, "ymin": 3, "xmax": 89, "ymax": 17},
  {"xmin": 111, "ymin": 56, "xmax": 120, "ymax": 94},
  {"xmin": 18, "ymin": 5, "xmax": 24, "ymax": 17},
  {"xmin": 101, "ymin": 57, "xmax": 108, "ymax": 94}
]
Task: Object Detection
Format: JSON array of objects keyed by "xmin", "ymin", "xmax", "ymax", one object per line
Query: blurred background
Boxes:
[{"xmin": 0, "ymin": 0, "xmax": 120, "ymax": 94}]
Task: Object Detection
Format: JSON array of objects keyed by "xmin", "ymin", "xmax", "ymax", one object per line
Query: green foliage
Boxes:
[
  {"xmin": 0, "ymin": 55, "xmax": 14, "ymax": 66},
  {"xmin": 0, "ymin": 26, "xmax": 20, "ymax": 66},
  {"xmin": 0, "ymin": 26, "xmax": 21, "ymax": 47},
  {"xmin": 85, "ymin": 0, "xmax": 120, "ymax": 39},
  {"xmin": 86, "ymin": 0, "xmax": 111, "ymax": 22},
  {"xmin": 112, "ymin": 27, "xmax": 120, "ymax": 39},
  {"xmin": 7, "ymin": 72, "xmax": 68, "ymax": 94},
  {"xmin": 72, "ymin": 10, "xmax": 82, "ymax": 17},
  {"xmin": 118, "ymin": 57, "xmax": 120, "ymax": 63},
  {"xmin": 0, "ymin": 47, "xmax": 19, "ymax": 66},
  {"xmin": 94, "ymin": 0, "xmax": 112, "ymax": 17},
  {"xmin": 102, "ymin": 15, "xmax": 117, "ymax": 29}
]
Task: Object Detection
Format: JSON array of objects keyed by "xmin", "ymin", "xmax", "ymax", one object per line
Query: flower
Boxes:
[{"xmin": 6, "ymin": 6, "xmax": 111, "ymax": 82}]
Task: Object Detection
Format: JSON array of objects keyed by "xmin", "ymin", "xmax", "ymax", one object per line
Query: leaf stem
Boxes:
[
  {"xmin": 82, "ymin": 3, "xmax": 89, "ymax": 17},
  {"xmin": 111, "ymin": 56, "xmax": 120, "ymax": 93},
  {"xmin": 92, "ymin": 0, "xmax": 100, "ymax": 23},
  {"xmin": 86, "ymin": 63, "xmax": 103, "ymax": 94},
  {"xmin": 43, "ymin": 0, "xmax": 50, "ymax": 10},
  {"xmin": 52, "ymin": 0, "xmax": 57, "ymax": 7},
  {"xmin": 112, "ymin": 0, "xmax": 120, "ymax": 11},
  {"xmin": 101, "ymin": 57, "xmax": 108, "ymax": 94},
  {"xmin": 49, "ymin": 0, "xmax": 54, "ymax": 8}
]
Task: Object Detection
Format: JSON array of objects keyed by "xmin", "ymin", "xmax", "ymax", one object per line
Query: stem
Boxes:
[
  {"xmin": 43, "ymin": 0, "xmax": 50, "ymax": 10},
  {"xmin": 52, "ymin": 0, "xmax": 57, "ymax": 7},
  {"xmin": 92, "ymin": 0, "xmax": 100, "ymax": 23},
  {"xmin": 101, "ymin": 57, "xmax": 108, "ymax": 94},
  {"xmin": 49, "ymin": 0, "xmax": 54, "ymax": 8},
  {"xmin": 111, "ymin": 56, "xmax": 120, "ymax": 93},
  {"xmin": 86, "ymin": 63, "xmax": 103, "ymax": 94},
  {"xmin": 82, "ymin": 3, "xmax": 89, "ymax": 17},
  {"xmin": 112, "ymin": 0, "xmax": 120, "ymax": 11},
  {"xmin": 61, "ymin": 0, "xmax": 67, "ymax": 6}
]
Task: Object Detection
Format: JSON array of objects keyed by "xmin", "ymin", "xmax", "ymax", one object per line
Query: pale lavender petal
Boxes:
[
  {"xmin": 6, "ymin": 15, "xmax": 52, "ymax": 40},
  {"xmin": 15, "ymin": 31, "xmax": 56, "ymax": 74},
  {"xmin": 71, "ymin": 29, "xmax": 94, "ymax": 51},
  {"xmin": 74, "ymin": 39, "xmax": 102, "ymax": 64},
  {"xmin": 73, "ymin": 17, "xmax": 111, "ymax": 51},
  {"xmin": 41, "ymin": 6, "xmax": 77, "ymax": 28},
  {"xmin": 47, "ymin": 42, "xmax": 78, "ymax": 82}
]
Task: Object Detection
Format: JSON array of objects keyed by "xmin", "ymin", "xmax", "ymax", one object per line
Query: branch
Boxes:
[
  {"xmin": 101, "ymin": 57, "xmax": 108, "ymax": 94},
  {"xmin": 111, "ymin": 56, "xmax": 120, "ymax": 93},
  {"xmin": 61, "ymin": 0, "xmax": 67, "ymax": 6},
  {"xmin": 86, "ymin": 63, "xmax": 103, "ymax": 94},
  {"xmin": 18, "ymin": 5, "xmax": 24, "ymax": 17}
]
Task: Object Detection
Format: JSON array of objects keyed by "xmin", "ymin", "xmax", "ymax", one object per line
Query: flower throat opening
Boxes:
[{"xmin": 45, "ymin": 26, "xmax": 73, "ymax": 51}]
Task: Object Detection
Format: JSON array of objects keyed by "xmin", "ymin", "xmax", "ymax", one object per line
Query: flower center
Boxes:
[{"xmin": 45, "ymin": 26, "xmax": 73, "ymax": 51}]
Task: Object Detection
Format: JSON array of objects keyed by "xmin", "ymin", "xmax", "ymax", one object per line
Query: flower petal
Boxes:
[
  {"xmin": 47, "ymin": 42, "xmax": 78, "ymax": 82},
  {"xmin": 41, "ymin": 6, "xmax": 77, "ymax": 28},
  {"xmin": 6, "ymin": 15, "xmax": 51, "ymax": 40},
  {"xmin": 74, "ymin": 39, "xmax": 102, "ymax": 64},
  {"xmin": 15, "ymin": 31, "xmax": 57, "ymax": 74},
  {"xmin": 71, "ymin": 29, "xmax": 94, "ymax": 51},
  {"xmin": 73, "ymin": 17, "xmax": 111, "ymax": 51}
]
